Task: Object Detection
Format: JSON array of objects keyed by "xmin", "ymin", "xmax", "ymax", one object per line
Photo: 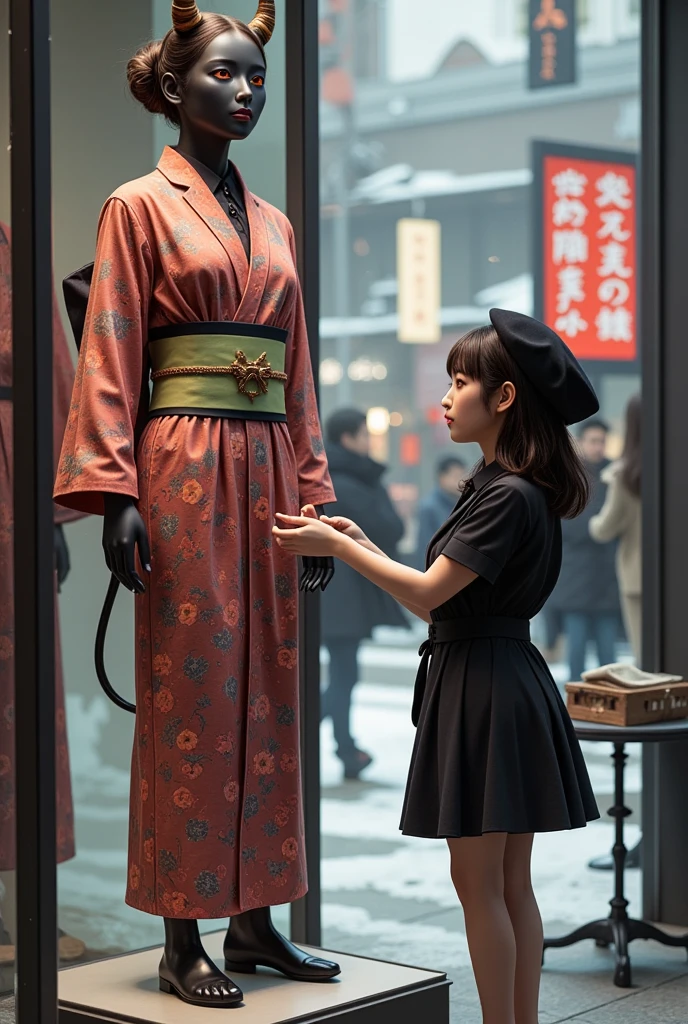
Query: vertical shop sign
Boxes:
[
  {"xmin": 533, "ymin": 142, "xmax": 637, "ymax": 361},
  {"xmin": 319, "ymin": 0, "xmax": 355, "ymax": 107},
  {"xmin": 528, "ymin": 0, "xmax": 576, "ymax": 89},
  {"xmin": 397, "ymin": 218, "xmax": 441, "ymax": 344}
]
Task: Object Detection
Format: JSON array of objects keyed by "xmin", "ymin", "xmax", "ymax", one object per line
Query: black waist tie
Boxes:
[{"xmin": 412, "ymin": 616, "xmax": 531, "ymax": 727}]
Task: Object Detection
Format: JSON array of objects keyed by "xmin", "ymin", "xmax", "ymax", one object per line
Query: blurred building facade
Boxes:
[{"xmin": 318, "ymin": 0, "xmax": 641, "ymax": 544}]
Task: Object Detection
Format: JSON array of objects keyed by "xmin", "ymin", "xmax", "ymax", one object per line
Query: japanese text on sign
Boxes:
[
  {"xmin": 542, "ymin": 153, "xmax": 636, "ymax": 361},
  {"xmin": 397, "ymin": 218, "xmax": 441, "ymax": 344},
  {"xmin": 528, "ymin": 0, "xmax": 576, "ymax": 89}
]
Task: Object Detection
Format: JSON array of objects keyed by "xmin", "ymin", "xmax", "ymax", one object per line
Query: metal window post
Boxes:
[
  {"xmin": 640, "ymin": 0, "xmax": 688, "ymax": 925},
  {"xmin": 10, "ymin": 0, "xmax": 58, "ymax": 1020},
  {"xmin": 287, "ymin": 0, "xmax": 324, "ymax": 948}
]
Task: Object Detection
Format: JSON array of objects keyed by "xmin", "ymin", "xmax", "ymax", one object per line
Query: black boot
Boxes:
[
  {"xmin": 588, "ymin": 838, "xmax": 642, "ymax": 871},
  {"xmin": 224, "ymin": 906, "xmax": 341, "ymax": 981},
  {"xmin": 159, "ymin": 918, "xmax": 243, "ymax": 1008},
  {"xmin": 340, "ymin": 747, "xmax": 373, "ymax": 780}
]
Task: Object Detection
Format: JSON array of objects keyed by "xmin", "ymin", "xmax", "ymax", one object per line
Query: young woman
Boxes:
[{"xmin": 273, "ymin": 309, "xmax": 600, "ymax": 1024}]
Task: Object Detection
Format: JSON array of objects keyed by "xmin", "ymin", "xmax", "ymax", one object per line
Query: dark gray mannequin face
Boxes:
[{"xmin": 161, "ymin": 29, "xmax": 267, "ymax": 142}]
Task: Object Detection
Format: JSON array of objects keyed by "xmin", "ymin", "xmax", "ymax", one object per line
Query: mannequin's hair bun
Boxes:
[{"xmin": 127, "ymin": 40, "xmax": 167, "ymax": 116}]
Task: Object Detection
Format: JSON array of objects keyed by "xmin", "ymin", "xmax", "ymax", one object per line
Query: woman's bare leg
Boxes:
[
  {"xmin": 503, "ymin": 833, "xmax": 542, "ymax": 1024},
  {"xmin": 447, "ymin": 834, "xmax": 516, "ymax": 1024}
]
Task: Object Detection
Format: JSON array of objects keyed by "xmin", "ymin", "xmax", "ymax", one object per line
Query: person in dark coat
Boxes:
[
  {"xmin": 321, "ymin": 408, "xmax": 408, "ymax": 779},
  {"xmin": 415, "ymin": 456, "xmax": 468, "ymax": 569},
  {"xmin": 547, "ymin": 419, "xmax": 620, "ymax": 682}
]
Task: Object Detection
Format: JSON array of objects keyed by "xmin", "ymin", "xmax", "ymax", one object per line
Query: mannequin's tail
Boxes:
[{"xmin": 95, "ymin": 574, "xmax": 137, "ymax": 714}]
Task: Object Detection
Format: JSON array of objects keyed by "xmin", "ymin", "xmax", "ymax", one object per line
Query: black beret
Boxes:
[{"xmin": 489, "ymin": 308, "xmax": 599, "ymax": 426}]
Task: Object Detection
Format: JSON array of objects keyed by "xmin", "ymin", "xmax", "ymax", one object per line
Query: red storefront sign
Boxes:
[{"xmin": 538, "ymin": 147, "xmax": 637, "ymax": 361}]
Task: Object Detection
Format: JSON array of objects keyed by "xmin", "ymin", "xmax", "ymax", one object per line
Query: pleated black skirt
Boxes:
[{"xmin": 400, "ymin": 637, "xmax": 600, "ymax": 838}]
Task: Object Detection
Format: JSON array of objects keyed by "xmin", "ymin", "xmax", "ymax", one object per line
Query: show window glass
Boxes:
[{"xmin": 317, "ymin": 0, "xmax": 643, "ymax": 1002}]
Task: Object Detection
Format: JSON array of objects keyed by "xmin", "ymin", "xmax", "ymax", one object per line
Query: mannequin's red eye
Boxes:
[
  {"xmin": 213, "ymin": 69, "xmax": 232, "ymax": 80},
  {"xmin": 251, "ymin": 75, "xmax": 265, "ymax": 87}
]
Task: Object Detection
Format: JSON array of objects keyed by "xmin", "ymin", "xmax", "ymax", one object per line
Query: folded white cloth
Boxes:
[{"xmin": 581, "ymin": 662, "xmax": 683, "ymax": 688}]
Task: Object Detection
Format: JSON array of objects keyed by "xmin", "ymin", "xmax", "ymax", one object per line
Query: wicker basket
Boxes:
[{"xmin": 565, "ymin": 680, "xmax": 688, "ymax": 727}]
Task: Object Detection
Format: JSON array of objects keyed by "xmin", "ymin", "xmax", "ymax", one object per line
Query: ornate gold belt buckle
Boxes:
[
  {"xmin": 228, "ymin": 350, "xmax": 287, "ymax": 402},
  {"xmin": 150, "ymin": 348, "xmax": 288, "ymax": 402}
]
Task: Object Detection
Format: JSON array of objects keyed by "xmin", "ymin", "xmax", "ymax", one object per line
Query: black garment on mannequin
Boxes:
[{"xmin": 174, "ymin": 148, "xmax": 251, "ymax": 258}]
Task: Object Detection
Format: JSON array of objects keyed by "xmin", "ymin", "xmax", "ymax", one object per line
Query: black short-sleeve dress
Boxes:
[{"xmin": 400, "ymin": 460, "xmax": 600, "ymax": 839}]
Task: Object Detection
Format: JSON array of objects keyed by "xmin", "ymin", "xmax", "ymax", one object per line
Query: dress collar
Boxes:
[
  {"xmin": 171, "ymin": 147, "xmax": 239, "ymax": 198},
  {"xmin": 156, "ymin": 145, "xmax": 254, "ymax": 291},
  {"xmin": 465, "ymin": 460, "xmax": 508, "ymax": 494}
]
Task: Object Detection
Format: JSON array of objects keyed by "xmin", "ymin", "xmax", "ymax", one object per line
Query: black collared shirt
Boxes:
[
  {"xmin": 176, "ymin": 149, "xmax": 251, "ymax": 260},
  {"xmin": 427, "ymin": 461, "xmax": 562, "ymax": 621}
]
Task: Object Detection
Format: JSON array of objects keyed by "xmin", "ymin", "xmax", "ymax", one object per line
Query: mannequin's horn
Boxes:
[
  {"xmin": 171, "ymin": 0, "xmax": 203, "ymax": 32},
  {"xmin": 248, "ymin": 0, "xmax": 275, "ymax": 45}
]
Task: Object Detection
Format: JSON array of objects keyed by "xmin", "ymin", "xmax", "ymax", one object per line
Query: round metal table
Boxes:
[{"xmin": 543, "ymin": 717, "xmax": 688, "ymax": 987}]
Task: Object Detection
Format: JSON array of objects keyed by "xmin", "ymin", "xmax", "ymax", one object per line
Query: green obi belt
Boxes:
[{"xmin": 148, "ymin": 322, "xmax": 288, "ymax": 422}]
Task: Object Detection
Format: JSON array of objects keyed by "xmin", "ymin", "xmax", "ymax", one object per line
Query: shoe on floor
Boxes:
[
  {"xmin": 341, "ymin": 749, "xmax": 373, "ymax": 780},
  {"xmin": 58, "ymin": 930, "xmax": 87, "ymax": 962},
  {"xmin": 588, "ymin": 840, "xmax": 642, "ymax": 871},
  {"xmin": 0, "ymin": 931, "xmax": 86, "ymax": 966}
]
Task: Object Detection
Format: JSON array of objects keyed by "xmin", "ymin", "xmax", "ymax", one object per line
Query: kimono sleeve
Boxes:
[
  {"xmin": 439, "ymin": 481, "xmax": 530, "ymax": 584},
  {"xmin": 52, "ymin": 292, "xmax": 85, "ymax": 525},
  {"xmin": 283, "ymin": 223, "xmax": 335, "ymax": 507},
  {"xmin": 53, "ymin": 198, "xmax": 153, "ymax": 517}
]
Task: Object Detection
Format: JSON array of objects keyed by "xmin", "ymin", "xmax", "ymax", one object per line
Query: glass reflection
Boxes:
[
  {"xmin": 0, "ymin": 222, "xmax": 85, "ymax": 964},
  {"xmin": 0, "ymin": 18, "xmax": 88, "ymax": 987},
  {"xmin": 318, "ymin": 0, "xmax": 642, "ymax": 984}
]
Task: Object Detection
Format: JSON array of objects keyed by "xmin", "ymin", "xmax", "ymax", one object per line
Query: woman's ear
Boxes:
[
  {"xmin": 161, "ymin": 71, "xmax": 183, "ymax": 108},
  {"xmin": 497, "ymin": 381, "xmax": 516, "ymax": 414}
]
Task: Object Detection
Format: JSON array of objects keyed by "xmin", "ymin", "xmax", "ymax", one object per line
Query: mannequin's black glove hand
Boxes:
[
  {"xmin": 102, "ymin": 493, "xmax": 151, "ymax": 594},
  {"xmin": 54, "ymin": 524, "xmax": 70, "ymax": 592},
  {"xmin": 298, "ymin": 505, "xmax": 335, "ymax": 593}
]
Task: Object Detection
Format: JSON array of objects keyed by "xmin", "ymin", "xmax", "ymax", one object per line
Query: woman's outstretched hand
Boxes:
[
  {"xmin": 320, "ymin": 514, "xmax": 368, "ymax": 545},
  {"xmin": 273, "ymin": 513, "xmax": 343, "ymax": 557},
  {"xmin": 298, "ymin": 505, "xmax": 336, "ymax": 591},
  {"xmin": 301, "ymin": 504, "xmax": 368, "ymax": 544}
]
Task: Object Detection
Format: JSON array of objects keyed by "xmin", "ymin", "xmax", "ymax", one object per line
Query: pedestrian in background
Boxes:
[
  {"xmin": 547, "ymin": 418, "xmax": 620, "ymax": 681},
  {"xmin": 321, "ymin": 408, "xmax": 408, "ymax": 779},
  {"xmin": 589, "ymin": 395, "xmax": 642, "ymax": 661},
  {"xmin": 415, "ymin": 455, "xmax": 468, "ymax": 569}
]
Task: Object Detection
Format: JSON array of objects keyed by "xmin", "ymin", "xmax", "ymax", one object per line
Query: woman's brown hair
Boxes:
[
  {"xmin": 127, "ymin": 13, "xmax": 267, "ymax": 128},
  {"xmin": 446, "ymin": 325, "xmax": 590, "ymax": 519},
  {"xmin": 619, "ymin": 393, "xmax": 641, "ymax": 498}
]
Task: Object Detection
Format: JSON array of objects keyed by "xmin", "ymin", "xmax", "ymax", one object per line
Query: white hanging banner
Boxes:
[{"xmin": 396, "ymin": 218, "xmax": 441, "ymax": 344}]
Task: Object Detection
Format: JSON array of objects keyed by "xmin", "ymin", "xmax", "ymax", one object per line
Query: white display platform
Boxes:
[{"xmin": 58, "ymin": 931, "xmax": 450, "ymax": 1024}]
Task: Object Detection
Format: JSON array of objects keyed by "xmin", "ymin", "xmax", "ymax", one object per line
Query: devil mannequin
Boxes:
[{"xmin": 55, "ymin": 0, "xmax": 339, "ymax": 1009}]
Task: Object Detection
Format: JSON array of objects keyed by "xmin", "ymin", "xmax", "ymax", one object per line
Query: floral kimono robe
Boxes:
[
  {"xmin": 0, "ymin": 222, "xmax": 78, "ymax": 869},
  {"xmin": 54, "ymin": 147, "xmax": 335, "ymax": 919}
]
